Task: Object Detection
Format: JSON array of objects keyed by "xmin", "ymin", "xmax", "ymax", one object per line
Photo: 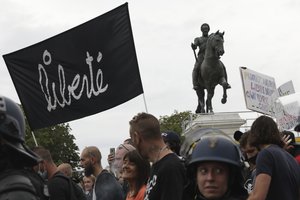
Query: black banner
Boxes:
[{"xmin": 3, "ymin": 3, "xmax": 143, "ymax": 130}]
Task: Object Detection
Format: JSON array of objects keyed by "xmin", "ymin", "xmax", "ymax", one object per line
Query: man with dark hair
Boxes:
[
  {"xmin": 0, "ymin": 95, "xmax": 49, "ymax": 200},
  {"xmin": 162, "ymin": 131, "xmax": 181, "ymax": 156},
  {"xmin": 129, "ymin": 112, "xmax": 186, "ymax": 200},
  {"xmin": 247, "ymin": 116, "xmax": 300, "ymax": 200},
  {"xmin": 239, "ymin": 131, "xmax": 258, "ymax": 194}
]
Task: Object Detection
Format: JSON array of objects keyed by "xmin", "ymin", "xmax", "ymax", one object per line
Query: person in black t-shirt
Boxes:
[
  {"xmin": 248, "ymin": 116, "xmax": 300, "ymax": 200},
  {"xmin": 129, "ymin": 112, "xmax": 187, "ymax": 200}
]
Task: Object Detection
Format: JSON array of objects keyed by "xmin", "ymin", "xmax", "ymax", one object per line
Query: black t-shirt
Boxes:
[
  {"xmin": 256, "ymin": 145, "xmax": 300, "ymax": 200},
  {"xmin": 144, "ymin": 153, "xmax": 186, "ymax": 200}
]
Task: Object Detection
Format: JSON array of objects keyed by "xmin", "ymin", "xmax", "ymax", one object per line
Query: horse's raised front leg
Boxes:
[
  {"xmin": 206, "ymin": 87, "xmax": 215, "ymax": 113},
  {"xmin": 221, "ymin": 85, "xmax": 227, "ymax": 104},
  {"xmin": 219, "ymin": 77, "xmax": 228, "ymax": 104},
  {"xmin": 195, "ymin": 87, "xmax": 205, "ymax": 113}
]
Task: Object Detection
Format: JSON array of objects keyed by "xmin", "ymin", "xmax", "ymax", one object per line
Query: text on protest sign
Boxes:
[{"xmin": 240, "ymin": 67, "xmax": 277, "ymax": 115}]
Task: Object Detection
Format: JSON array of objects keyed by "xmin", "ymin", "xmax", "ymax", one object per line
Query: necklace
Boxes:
[{"xmin": 155, "ymin": 145, "xmax": 169, "ymax": 163}]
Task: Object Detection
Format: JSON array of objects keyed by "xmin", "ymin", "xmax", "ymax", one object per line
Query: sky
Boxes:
[{"xmin": 1, "ymin": 0, "xmax": 300, "ymax": 166}]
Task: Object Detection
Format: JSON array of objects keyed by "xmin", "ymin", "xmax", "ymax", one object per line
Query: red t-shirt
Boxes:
[{"xmin": 126, "ymin": 185, "xmax": 146, "ymax": 200}]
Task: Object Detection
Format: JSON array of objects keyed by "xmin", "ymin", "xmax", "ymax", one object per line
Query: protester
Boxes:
[
  {"xmin": 293, "ymin": 124, "xmax": 300, "ymax": 164},
  {"xmin": 247, "ymin": 115, "xmax": 300, "ymax": 200},
  {"xmin": 80, "ymin": 146, "xmax": 124, "ymax": 200},
  {"xmin": 83, "ymin": 175, "xmax": 95, "ymax": 200},
  {"xmin": 233, "ymin": 130, "xmax": 243, "ymax": 142},
  {"xmin": 294, "ymin": 123, "xmax": 300, "ymax": 132},
  {"xmin": 106, "ymin": 143, "xmax": 135, "ymax": 196},
  {"xmin": 183, "ymin": 134, "xmax": 248, "ymax": 200},
  {"xmin": 58, "ymin": 163, "xmax": 73, "ymax": 177},
  {"xmin": 122, "ymin": 150, "xmax": 150, "ymax": 200},
  {"xmin": 281, "ymin": 130, "xmax": 296, "ymax": 156},
  {"xmin": 123, "ymin": 138, "xmax": 134, "ymax": 146},
  {"xmin": 162, "ymin": 131, "xmax": 181, "ymax": 156},
  {"xmin": 0, "ymin": 95, "xmax": 49, "ymax": 200},
  {"xmin": 57, "ymin": 162, "xmax": 87, "ymax": 198},
  {"xmin": 33, "ymin": 146, "xmax": 71, "ymax": 199},
  {"xmin": 239, "ymin": 131, "xmax": 258, "ymax": 194},
  {"xmin": 111, "ymin": 143, "xmax": 135, "ymax": 179},
  {"xmin": 129, "ymin": 112, "xmax": 186, "ymax": 200}
]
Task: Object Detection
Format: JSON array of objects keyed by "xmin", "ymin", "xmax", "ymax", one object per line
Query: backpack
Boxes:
[
  {"xmin": 55, "ymin": 173, "xmax": 87, "ymax": 200},
  {"xmin": 0, "ymin": 169, "xmax": 49, "ymax": 200}
]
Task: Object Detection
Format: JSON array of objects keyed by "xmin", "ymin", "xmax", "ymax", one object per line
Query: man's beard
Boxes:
[{"xmin": 84, "ymin": 162, "xmax": 94, "ymax": 176}]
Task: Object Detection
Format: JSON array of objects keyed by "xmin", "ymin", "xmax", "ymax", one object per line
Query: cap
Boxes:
[
  {"xmin": 234, "ymin": 130, "xmax": 243, "ymax": 142},
  {"xmin": 162, "ymin": 131, "xmax": 180, "ymax": 144}
]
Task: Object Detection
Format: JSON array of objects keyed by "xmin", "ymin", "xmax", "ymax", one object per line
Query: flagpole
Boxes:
[
  {"xmin": 142, "ymin": 93, "xmax": 148, "ymax": 113},
  {"xmin": 31, "ymin": 131, "xmax": 38, "ymax": 146}
]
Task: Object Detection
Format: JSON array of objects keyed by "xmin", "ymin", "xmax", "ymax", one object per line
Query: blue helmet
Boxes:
[
  {"xmin": 188, "ymin": 135, "xmax": 243, "ymax": 168},
  {"xmin": 185, "ymin": 133, "xmax": 247, "ymax": 199}
]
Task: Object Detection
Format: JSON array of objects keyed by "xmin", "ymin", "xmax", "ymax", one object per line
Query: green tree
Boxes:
[
  {"xmin": 159, "ymin": 110, "xmax": 196, "ymax": 139},
  {"xmin": 25, "ymin": 122, "xmax": 80, "ymax": 169}
]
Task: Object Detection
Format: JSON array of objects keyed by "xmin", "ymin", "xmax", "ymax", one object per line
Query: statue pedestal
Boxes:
[{"xmin": 183, "ymin": 112, "xmax": 246, "ymax": 138}]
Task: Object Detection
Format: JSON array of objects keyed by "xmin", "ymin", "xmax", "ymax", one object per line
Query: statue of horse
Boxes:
[{"xmin": 195, "ymin": 30, "xmax": 230, "ymax": 113}]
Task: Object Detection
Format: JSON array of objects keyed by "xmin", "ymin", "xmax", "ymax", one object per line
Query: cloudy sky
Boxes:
[{"xmin": 1, "ymin": 0, "xmax": 300, "ymax": 166}]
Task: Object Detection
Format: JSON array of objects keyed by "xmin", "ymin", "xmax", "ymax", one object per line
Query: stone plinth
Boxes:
[{"xmin": 183, "ymin": 112, "xmax": 246, "ymax": 138}]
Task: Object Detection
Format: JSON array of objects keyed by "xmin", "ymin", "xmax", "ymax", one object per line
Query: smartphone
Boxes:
[{"xmin": 110, "ymin": 147, "xmax": 115, "ymax": 156}]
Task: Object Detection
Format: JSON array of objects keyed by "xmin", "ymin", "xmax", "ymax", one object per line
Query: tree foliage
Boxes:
[
  {"xmin": 25, "ymin": 122, "xmax": 80, "ymax": 169},
  {"xmin": 159, "ymin": 110, "xmax": 197, "ymax": 139}
]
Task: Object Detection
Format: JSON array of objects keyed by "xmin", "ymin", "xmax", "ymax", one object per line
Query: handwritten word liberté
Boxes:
[{"xmin": 38, "ymin": 50, "xmax": 108, "ymax": 112}]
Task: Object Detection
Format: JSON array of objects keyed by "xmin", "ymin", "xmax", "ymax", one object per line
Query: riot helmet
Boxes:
[
  {"xmin": 188, "ymin": 134, "xmax": 243, "ymax": 168},
  {"xmin": 0, "ymin": 95, "xmax": 40, "ymax": 164},
  {"xmin": 184, "ymin": 133, "xmax": 247, "ymax": 199},
  {"xmin": 0, "ymin": 95, "xmax": 25, "ymax": 142}
]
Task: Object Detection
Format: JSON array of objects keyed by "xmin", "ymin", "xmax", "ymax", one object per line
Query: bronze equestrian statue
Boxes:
[{"xmin": 191, "ymin": 24, "xmax": 230, "ymax": 113}]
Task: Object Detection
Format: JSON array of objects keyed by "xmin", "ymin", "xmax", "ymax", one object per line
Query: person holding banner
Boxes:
[{"xmin": 247, "ymin": 116, "xmax": 300, "ymax": 200}]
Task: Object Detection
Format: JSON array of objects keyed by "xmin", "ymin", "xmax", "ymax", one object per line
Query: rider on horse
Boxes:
[{"xmin": 191, "ymin": 23, "xmax": 231, "ymax": 90}]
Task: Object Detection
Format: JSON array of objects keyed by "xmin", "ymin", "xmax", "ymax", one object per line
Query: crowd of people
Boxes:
[{"xmin": 1, "ymin": 95, "xmax": 300, "ymax": 200}]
